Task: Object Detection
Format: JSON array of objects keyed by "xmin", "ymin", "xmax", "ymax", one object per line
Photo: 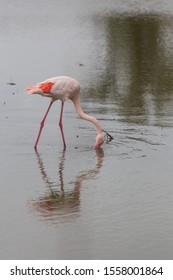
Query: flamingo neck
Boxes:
[{"xmin": 72, "ymin": 98, "xmax": 102, "ymax": 135}]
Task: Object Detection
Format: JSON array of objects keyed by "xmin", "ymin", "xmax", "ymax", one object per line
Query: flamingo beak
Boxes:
[{"xmin": 94, "ymin": 143, "xmax": 101, "ymax": 149}]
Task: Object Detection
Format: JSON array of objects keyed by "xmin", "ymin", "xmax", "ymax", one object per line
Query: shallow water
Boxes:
[{"xmin": 0, "ymin": 0, "xmax": 173, "ymax": 259}]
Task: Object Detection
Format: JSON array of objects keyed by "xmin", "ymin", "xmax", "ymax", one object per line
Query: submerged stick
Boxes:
[{"xmin": 102, "ymin": 129, "xmax": 114, "ymax": 143}]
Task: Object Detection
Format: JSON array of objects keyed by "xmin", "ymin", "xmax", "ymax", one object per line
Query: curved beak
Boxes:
[{"xmin": 94, "ymin": 143, "xmax": 101, "ymax": 149}]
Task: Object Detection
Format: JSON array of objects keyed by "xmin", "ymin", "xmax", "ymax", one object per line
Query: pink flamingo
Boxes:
[{"xmin": 26, "ymin": 76, "xmax": 104, "ymax": 149}]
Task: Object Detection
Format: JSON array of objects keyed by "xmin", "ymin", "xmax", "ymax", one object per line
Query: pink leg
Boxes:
[
  {"xmin": 59, "ymin": 101, "xmax": 66, "ymax": 150},
  {"xmin": 34, "ymin": 100, "xmax": 54, "ymax": 149}
]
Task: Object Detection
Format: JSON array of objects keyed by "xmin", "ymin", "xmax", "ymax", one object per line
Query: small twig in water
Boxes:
[
  {"xmin": 102, "ymin": 129, "xmax": 114, "ymax": 143},
  {"xmin": 7, "ymin": 82, "xmax": 16, "ymax": 86}
]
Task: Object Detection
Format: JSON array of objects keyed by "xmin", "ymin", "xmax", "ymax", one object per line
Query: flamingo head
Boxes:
[{"xmin": 94, "ymin": 133, "xmax": 104, "ymax": 149}]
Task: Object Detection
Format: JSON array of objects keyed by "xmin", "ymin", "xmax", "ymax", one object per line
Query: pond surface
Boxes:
[{"xmin": 0, "ymin": 0, "xmax": 173, "ymax": 259}]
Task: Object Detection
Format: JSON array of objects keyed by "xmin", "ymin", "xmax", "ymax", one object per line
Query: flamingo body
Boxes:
[
  {"xmin": 27, "ymin": 76, "xmax": 80, "ymax": 101},
  {"xmin": 26, "ymin": 76, "xmax": 104, "ymax": 149}
]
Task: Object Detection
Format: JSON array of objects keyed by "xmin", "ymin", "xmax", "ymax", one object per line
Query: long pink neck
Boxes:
[{"xmin": 72, "ymin": 98, "xmax": 102, "ymax": 134}]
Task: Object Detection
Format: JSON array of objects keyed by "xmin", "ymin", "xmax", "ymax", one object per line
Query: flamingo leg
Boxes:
[
  {"xmin": 34, "ymin": 100, "xmax": 54, "ymax": 149},
  {"xmin": 59, "ymin": 101, "xmax": 66, "ymax": 150}
]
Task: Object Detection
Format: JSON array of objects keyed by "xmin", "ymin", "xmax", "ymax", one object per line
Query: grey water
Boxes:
[{"xmin": 0, "ymin": 0, "xmax": 173, "ymax": 259}]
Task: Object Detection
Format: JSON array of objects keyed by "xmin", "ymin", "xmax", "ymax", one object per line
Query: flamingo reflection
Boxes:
[{"xmin": 29, "ymin": 149, "xmax": 104, "ymax": 223}]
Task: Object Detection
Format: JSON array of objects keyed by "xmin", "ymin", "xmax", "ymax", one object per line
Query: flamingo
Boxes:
[{"xmin": 26, "ymin": 76, "xmax": 104, "ymax": 149}]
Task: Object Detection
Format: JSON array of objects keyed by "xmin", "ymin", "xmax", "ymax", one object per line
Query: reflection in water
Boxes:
[
  {"xmin": 86, "ymin": 13, "xmax": 173, "ymax": 125},
  {"xmin": 30, "ymin": 149, "xmax": 104, "ymax": 223}
]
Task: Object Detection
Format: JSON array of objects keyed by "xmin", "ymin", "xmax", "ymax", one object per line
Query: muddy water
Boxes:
[{"xmin": 0, "ymin": 0, "xmax": 173, "ymax": 259}]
